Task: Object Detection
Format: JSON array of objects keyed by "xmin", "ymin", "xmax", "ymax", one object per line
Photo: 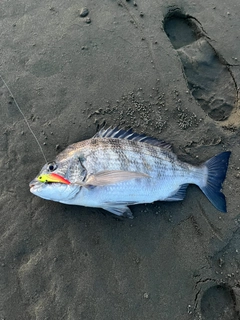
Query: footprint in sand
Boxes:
[
  {"xmin": 163, "ymin": 9, "xmax": 238, "ymax": 122},
  {"xmin": 164, "ymin": 10, "xmax": 239, "ymax": 318},
  {"xmin": 200, "ymin": 284, "xmax": 239, "ymax": 320}
]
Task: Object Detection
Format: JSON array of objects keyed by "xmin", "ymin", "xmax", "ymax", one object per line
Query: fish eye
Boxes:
[{"xmin": 48, "ymin": 162, "xmax": 57, "ymax": 172}]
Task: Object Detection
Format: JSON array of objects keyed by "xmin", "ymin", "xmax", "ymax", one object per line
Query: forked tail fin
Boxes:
[{"xmin": 200, "ymin": 151, "xmax": 231, "ymax": 212}]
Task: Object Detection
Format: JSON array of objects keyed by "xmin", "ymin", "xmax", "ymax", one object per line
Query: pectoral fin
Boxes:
[{"xmin": 85, "ymin": 170, "xmax": 149, "ymax": 187}]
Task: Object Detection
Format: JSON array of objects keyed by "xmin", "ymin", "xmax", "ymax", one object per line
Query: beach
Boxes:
[{"xmin": 1, "ymin": 0, "xmax": 240, "ymax": 319}]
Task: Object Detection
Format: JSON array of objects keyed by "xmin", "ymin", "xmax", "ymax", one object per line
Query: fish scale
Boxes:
[
  {"xmin": 81, "ymin": 138, "xmax": 175, "ymax": 176},
  {"xmin": 30, "ymin": 127, "xmax": 231, "ymax": 218}
]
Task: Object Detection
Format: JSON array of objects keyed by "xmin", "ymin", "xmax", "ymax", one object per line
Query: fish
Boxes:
[{"xmin": 29, "ymin": 127, "xmax": 231, "ymax": 218}]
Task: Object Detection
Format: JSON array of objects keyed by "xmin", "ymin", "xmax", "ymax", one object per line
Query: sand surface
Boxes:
[{"xmin": 1, "ymin": 0, "xmax": 240, "ymax": 319}]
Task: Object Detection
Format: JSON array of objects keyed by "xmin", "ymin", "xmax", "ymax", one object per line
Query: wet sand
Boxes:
[{"xmin": 1, "ymin": 0, "xmax": 240, "ymax": 319}]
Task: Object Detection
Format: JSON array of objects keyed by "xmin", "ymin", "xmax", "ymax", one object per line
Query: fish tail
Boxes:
[{"xmin": 200, "ymin": 151, "xmax": 231, "ymax": 212}]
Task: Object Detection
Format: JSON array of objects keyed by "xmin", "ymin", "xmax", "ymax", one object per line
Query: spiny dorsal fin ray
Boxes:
[{"xmin": 93, "ymin": 127, "xmax": 172, "ymax": 150}]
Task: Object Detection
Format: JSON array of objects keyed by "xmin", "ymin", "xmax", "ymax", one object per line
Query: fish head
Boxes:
[{"xmin": 29, "ymin": 159, "xmax": 81, "ymax": 203}]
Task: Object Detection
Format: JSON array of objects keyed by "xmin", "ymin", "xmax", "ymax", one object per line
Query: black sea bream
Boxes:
[{"xmin": 29, "ymin": 128, "xmax": 231, "ymax": 218}]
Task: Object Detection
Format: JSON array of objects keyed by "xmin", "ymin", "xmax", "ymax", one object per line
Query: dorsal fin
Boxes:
[{"xmin": 93, "ymin": 127, "xmax": 172, "ymax": 150}]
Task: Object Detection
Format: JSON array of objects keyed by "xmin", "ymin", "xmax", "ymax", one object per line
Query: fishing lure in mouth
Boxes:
[{"xmin": 37, "ymin": 173, "xmax": 70, "ymax": 185}]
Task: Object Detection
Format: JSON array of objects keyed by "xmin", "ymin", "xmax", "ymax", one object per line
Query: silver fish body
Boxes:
[{"xmin": 30, "ymin": 128, "xmax": 231, "ymax": 218}]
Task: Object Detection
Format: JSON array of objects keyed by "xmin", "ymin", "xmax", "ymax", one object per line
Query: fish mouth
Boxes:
[
  {"xmin": 29, "ymin": 179, "xmax": 38, "ymax": 189},
  {"xmin": 29, "ymin": 179, "xmax": 56, "ymax": 189},
  {"xmin": 29, "ymin": 178, "xmax": 80, "ymax": 201}
]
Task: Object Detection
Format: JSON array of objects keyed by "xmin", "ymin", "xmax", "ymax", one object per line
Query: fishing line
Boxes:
[{"xmin": 0, "ymin": 74, "xmax": 48, "ymax": 163}]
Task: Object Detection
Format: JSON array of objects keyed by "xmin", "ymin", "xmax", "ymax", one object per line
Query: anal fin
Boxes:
[{"xmin": 165, "ymin": 184, "xmax": 189, "ymax": 201}]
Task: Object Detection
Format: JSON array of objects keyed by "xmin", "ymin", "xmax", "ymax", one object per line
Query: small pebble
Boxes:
[
  {"xmin": 79, "ymin": 7, "xmax": 89, "ymax": 17},
  {"xmin": 143, "ymin": 292, "xmax": 149, "ymax": 299},
  {"xmin": 85, "ymin": 17, "xmax": 91, "ymax": 24}
]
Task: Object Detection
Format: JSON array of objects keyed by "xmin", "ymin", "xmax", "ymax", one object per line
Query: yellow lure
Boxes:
[{"xmin": 37, "ymin": 173, "xmax": 70, "ymax": 185}]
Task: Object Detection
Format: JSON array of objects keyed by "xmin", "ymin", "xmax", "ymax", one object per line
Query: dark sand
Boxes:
[{"xmin": 1, "ymin": 1, "xmax": 240, "ymax": 319}]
